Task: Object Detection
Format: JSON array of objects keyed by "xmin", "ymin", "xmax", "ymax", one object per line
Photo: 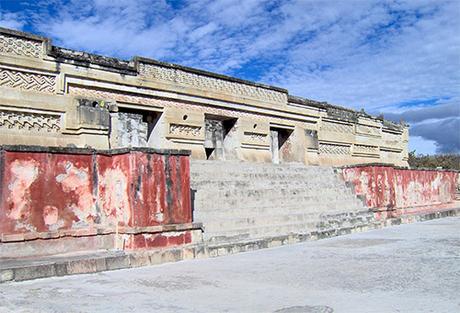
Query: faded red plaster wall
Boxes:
[
  {"xmin": 0, "ymin": 148, "xmax": 192, "ymax": 249},
  {"xmin": 342, "ymin": 166, "xmax": 458, "ymax": 214}
]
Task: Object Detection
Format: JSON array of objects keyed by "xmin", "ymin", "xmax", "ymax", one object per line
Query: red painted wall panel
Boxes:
[
  {"xmin": 342, "ymin": 166, "xmax": 458, "ymax": 213},
  {"xmin": 0, "ymin": 152, "xmax": 98, "ymax": 235},
  {"xmin": 0, "ymin": 149, "xmax": 191, "ymax": 242}
]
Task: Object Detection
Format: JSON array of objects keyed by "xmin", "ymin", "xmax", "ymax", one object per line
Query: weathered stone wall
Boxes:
[
  {"xmin": 0, "ymin": 146, "xmax": 201, "ymax": 258},
  {"xmin": 342, "ymin": 165, "xmax": 459, "ymax": 218},
  {"xmin": 0, "ymin": 27, "xmax": 409, "ymax": 166}
]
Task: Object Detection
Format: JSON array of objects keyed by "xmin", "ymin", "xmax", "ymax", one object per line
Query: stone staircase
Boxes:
[{"xmin": 190, "ymin": 161, "xmax": 376, "ymax": 249}]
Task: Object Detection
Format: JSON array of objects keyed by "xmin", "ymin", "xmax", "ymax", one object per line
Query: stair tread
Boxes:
[{"xmin": 190, "ymin": 161, "xmax": 370, "ymax": 244}]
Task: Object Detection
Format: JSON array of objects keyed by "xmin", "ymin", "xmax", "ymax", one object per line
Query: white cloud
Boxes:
[
  {"xmin": 0, "ymin": 12, "xmax": 24, "ymax": 29},
  {"xmin": 261, "ymin": 0, "xmax": 460, "ymax": 111}
]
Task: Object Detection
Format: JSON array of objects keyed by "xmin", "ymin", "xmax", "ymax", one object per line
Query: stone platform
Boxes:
[{"xmin": 1, "ymin": 206, "xmax": 458, "ymax": 283}]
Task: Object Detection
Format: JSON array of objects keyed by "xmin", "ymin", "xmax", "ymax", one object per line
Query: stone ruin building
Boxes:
[
  {"xmin": 3, "ymin": 27, "xmax": 458, "ymax": 283},
  {"xmin": 0, "ymin": 27, "xmax": 408, "ymax": 167}
]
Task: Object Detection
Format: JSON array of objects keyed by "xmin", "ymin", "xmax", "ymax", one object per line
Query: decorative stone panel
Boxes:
[
  {"xmin": 0, "ymin": 68, "xmax": 56, "ymax": 93},
  {"xmin": 68, "ymin": 85, "xmax": 284, "ymax": 125},
  {"xmin": 305, "ymin": 129, "xmax": 319, "ymax": 149},
  {"xmin": 353, "ymin": 144, "xmax": 379, "ymax": 154},
  {"xmin": 0, "ymin": 110, "xmax": 61, "ymax": 133},
  {"xmin": 382, "ymin": 131, "xmax": 400, "ymax": 142},
  {"xmin": 169, "ymin": 124, "xmax": 201, "ymax": 137},
  {"xmin": 319, "ymin": 143, "xmax": 350, "ymax": 155},
  {"xmin": 244, "ymin": 131, "xmax": 267, "ymax": 143},
  {"xmin": 356, "ymin": 124, "xmax": 380, "ymax": 136},
  {"xmin": 138, "ymin": 63, "xmax": 287, "ymax": 104},
  {"xmin": 0, "ymin": 33, "xmax": 42, "ymax": 58},
  {"xmin": 321, "ymin": 121, "xmax": 353, "ymax": 134},
  {"xmin": 326, "ymin": 107, "xmax": 356, "ymax": 121}
]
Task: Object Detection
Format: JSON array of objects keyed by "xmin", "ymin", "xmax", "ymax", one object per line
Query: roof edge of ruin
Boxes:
[
  {"xmin": 0, "ymin": 27, "xmax": 49, "ymax": 42},
  {"xmin": 134, "ymin": 56, "xmax": 288, "ymax": 94},
  {"xmin": 0, "ymin": 27, "xmax": 287, "ymax": 94},
  {"xmin": 288, "ymin": 95, "xmax": 407, "ymax": 129}
]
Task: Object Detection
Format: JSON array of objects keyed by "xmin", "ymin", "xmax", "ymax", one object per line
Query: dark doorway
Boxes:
[
  {"xmin": 116, "ymin": 107, "xmax": 161, "ymax": 147},
  {"xmin": 204, "ymin": 115, "xmax": 237, "ymax": 160},
  {"xmin": 269, "ymin": 127, "xmax": 292, "ymax": 164}
]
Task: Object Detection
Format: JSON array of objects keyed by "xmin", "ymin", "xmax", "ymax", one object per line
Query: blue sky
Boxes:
[{"xmin": 1, "ymin": 0, "xmax": 459, "ymax": 154}]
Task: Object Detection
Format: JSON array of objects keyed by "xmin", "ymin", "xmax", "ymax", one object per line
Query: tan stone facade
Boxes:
[{"xmin": 0, "ymin": 27, "xmax": 409, "ymax": 166}]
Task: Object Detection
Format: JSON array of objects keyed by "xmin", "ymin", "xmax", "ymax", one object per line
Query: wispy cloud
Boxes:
[
  {"xmin": 1, "ymin": 0, "xmax": 459, "ymax": 154},
  {"xmin": 0, "ymin": 11, "xmax": 24, "ymax": 29}
]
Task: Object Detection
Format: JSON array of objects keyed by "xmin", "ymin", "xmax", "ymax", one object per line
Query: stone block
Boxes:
[
  {"xmin": 217, "ymin": 247, "xmax": 229, "ymax": 256},
  {"xmin": 54, "ymin": 263, "xmax": 68, "ymax": 277},
  {"xmin": 149, "ymin": 251, "xmax": 163, "ymax": 265},
  {"xmin": 66, "ymin": 259, "xmax": 100, "ymax": 275},
  {"xmin": 194, "ymin": 246, "xmax": 208, "ymax": 259},
  {"xmin": 14, "ymin": 264, "xmax": 55, "ymax": 281},
  {"xmin": 0, "ymin": 270, "xmax": 14, "ymax": 282},
  {"xmin": 208, "ymin": 247, "xmax": 219, "ymax": 258},
  {"xmin": 77, "ymin": 104, "xmax": 110, "ymax": 129},
  {"xmin": 267, "ymin": 239, "xmax": 282, "ymax": 248},
  {"xmin": 182, "ymin": 247, "xmax": 195, "ymax": 260},
  {"xmin": 160, "ymin": 249, "xmax": 183, "ymax": 263},
  {"xmin": 129, "ymin": 253, "xmax": 151, "ymax": 268},
  {"xmin": 105, "ymin": 255, "xmax": 130, "ymax": 271}
]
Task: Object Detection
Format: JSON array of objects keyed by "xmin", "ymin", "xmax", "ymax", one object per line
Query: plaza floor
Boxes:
[{"xmin": 1, "ymin": 217, "xmax": 459, "ymax": 313}]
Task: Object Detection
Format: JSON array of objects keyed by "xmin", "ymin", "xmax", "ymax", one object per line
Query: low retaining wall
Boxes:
[
  {"xmin": 0, "ymin": 146, "xmax": 201, "ymax": 258},
  {"xmin": 341, "ymin": 164, "xmax": 459, "ymax": 218}
]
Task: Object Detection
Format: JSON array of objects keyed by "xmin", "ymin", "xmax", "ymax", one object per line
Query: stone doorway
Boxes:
[
  {"xmin": 269, "ymin": 127, "xmax": 292, "ymax": 164},
  {"xmin": 113, "ymin": 108, "xmax": 161, "ymax": 148},
  {"xmin": 204, "ymin": 116, "xmax": 237, "ymax": 160}
]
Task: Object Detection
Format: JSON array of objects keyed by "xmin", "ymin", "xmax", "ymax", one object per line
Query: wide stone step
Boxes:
[
  {"xmin": 204, "ymin": 223, "xmax": 314, "ymax": 242},
  {"xmin": 194, "ymin": 204, "xmax": 367, "ymax": 226},
  {"xmin": 190, "ymin": 168, "xmax": 336, "ymax": 180},
  {"xmin": 201, "ymin": 213, "xmax": 329, "ymax": 232},
  {"xmin": 203, "ymin": 212, "xmax": 375, "ymax": 243},
  {"xmin": 193, "ymin": 194, "xmax": 364, "ymax": 211},
  {"xmin": 193, "ymin": 199, "xmax": 363, "ymax": 214},
  {"xmin": 194, "ymin": 198, "xmax": 366, "ymax": 213},
  {"xmin": 191, "ymin": 170, "xmax": 334, "ymax": 179},
  {"xmin": 190, "ymin": 176, "xmax": 337, "ymax": 190},
  {"xmin": 194, "ymin": 185, "xmax": 353, "ymax": 201},
  {"xmin": 190, "ymin": 164, "xmax": 334, "ymax": 175},
  {"xmin": 191, "ymin": 160, "xmax": 328, "ymax": 169},
  {"xmin": 191, "ymin": 178, "xmax": 348, "ymax": 191}
]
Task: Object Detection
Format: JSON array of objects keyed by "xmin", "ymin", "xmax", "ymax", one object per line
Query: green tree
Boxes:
[{"xmin": 408, "ymin": 151, "xmax": 460, "ymax": 170}]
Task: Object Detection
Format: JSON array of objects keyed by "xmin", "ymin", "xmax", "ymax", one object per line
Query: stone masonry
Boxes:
[{"xmin": 0, "ymin": 27, "xmax": 408, "ymax": 167}]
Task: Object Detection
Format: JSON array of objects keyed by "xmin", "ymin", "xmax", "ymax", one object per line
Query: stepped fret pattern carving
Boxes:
[
  {"xmin": 244, "ymin": 132, "xmax": 267, "ymax": 142},
  {"xmin": 0, "ymin": 69, "xmax": 56, "ymax": 93},
  {"xmin": 139, "ymin": 64, "xmax": 287, "ymax": 103},
  {"xmin": 356, "ymin": 125, "xmax": 380, "ymax": 136},
  {"xmin": 70, "ymin": 86, "xmax": 261, "ymax": 121},
  {"xmin": 0, "ymin": 34, "xmax": 42, "ymax": 58},
  {"xmin": 0, "ymin": 110, "xmax": 61, "ymax": 133},
  {"xmin": 68, "ymin": 85, "xmax": 300, "ymax": 128},
  {"xmin": 383, "ymin": 131, "xmax": 400, "ymax": 141},
  {"xmin": 319, "ymin": 143, "xmax": 350, "ymax": 155},
  {"xmin": 321, "ymin": 121, "xmax": 353, "ymax": 134},
  {"xmin": 354, "ymin": 144, "xmax": 379, "ymax": 154},
  {"xmin": 169, "ymin": 124, "xmax": 201, "ymax": 136}
]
